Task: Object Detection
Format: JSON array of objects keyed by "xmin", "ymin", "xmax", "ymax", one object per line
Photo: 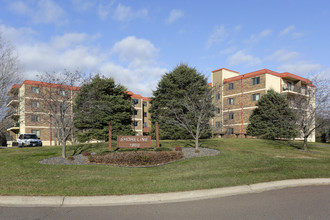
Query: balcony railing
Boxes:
[
  {"xmin": 7, "ymin": 109, "xmax": 19, "ymax": 118},
  {"xmin": 6, "ymin": 96, "xmax": 19, "ymax": 106},
  {"xmin": 282, "ymin": 85, "xmax": 307, "ymax": 95},
  {"xmin": 7, "ymin": 122, "xmax": 19, "ymax": 130}
]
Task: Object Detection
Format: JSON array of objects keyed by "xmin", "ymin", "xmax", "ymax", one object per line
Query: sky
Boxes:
[{"xmin": 0, "ymin": 0, "xmax": 329, "ymax": 97}]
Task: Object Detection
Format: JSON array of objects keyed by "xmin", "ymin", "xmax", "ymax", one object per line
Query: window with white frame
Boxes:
[
  {"xmin": 252, "ymin": 93, "xmax": 260, "ymax": 101},
  {"xmin": 215, "ymin": 93, "xmax": 220, "ymax": 100},
  {"xmin": 216, "ymin": 108, "xmax": 220, "ymax": 114},
  {"xmin": 215, "ymin": 121, "xmax": 221, "ymax": 128},
  {"xmin": 228, "ymin": 112, "xmax": 234, "ymax": 120},
  {"xmin": 60, "ymin": 90, "xmax": 66, "ymax": 96},
  {"xmin": 228, "ymin": 83, "xmax": 234, "ymax": 90},
  {"xmin": 32, "ymin": 101, "xmax": 40, "ymax": 108},
  {"xmin": 252, "ymin": 77, "xmax": 260, "ymax": 85},
  {"xmin": 32, "ymin": 87, "xmax": 40, "ymax": 94},
  {"xmin": 31, "ymin": 130, "xmax": 40, "ymax": 137},
  {"xmin": 228, "ymin": 98, "xmax": 234, "ymax": 105},
  {"xmin": 133, "ymin": 99, "xmax": 139, "ymax": 105},
  {"xmin": 227, "ymin": 127, "xmax": 234, "ymax": 134},
  {"xmin": 133, "ymin": 121, "xmax": 138, "ymax": 126},
  {"xmin": 31, "ymin": 115, "xmax": 40, "ymax": 122}
]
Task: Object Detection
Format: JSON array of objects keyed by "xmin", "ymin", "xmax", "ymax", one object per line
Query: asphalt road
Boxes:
[{"xmin": 1, "ymin": 185, "xmax": 330, "ymax": 220}]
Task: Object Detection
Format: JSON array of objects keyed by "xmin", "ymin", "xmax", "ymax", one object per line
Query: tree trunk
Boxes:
[
  {"xmin": 303, "ymin": 137, "xmax": 308, "ymax": 151},
  {"xmin": 62, "ymin": 142, "xmax": 66, "ymax": 158}
]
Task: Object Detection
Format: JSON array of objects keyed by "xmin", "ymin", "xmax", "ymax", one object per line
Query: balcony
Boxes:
[
  {"xmin": 6, "ymin": 96, "xmax": 19, "ymax": 107},
  {"xmin": 282, "ymin": 85, "xmax": 307, "ymax": 95},
  {"xmin": 7, "ymin": 109, "xmax": 19, "ymax": 119},
  {"xmin": 7, "ymin": 122, "xmax": 19, "ymax": 131}
]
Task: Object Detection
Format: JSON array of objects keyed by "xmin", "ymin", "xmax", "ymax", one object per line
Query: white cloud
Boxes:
[
  {"xmin": 220, "ymin": 47, "xmax": 236, "ymax": 55},
  {"xmin": 235, "ymin": 25, "xmax": 241, "ymax": 31},
  {"xmin": 113, "ymin": 4, "xmax": 148, "ymax": 22},
  {"xmin": 71, "ymin": 0, "xmax": 94, "ymax": 12},
  {"xmin": 51, "ymin": 33, "xmax": 88, "ymax": 50},
  {"xmin": 166, "ymin": 9, "xmax": 184, "ymax": 24},
  {"xmin": 278, "ymin": 61, "xmax": 322, "ymax": 75},
  {"xmin": 8, "ymin": 0, "xmax": 66, "ymax": 25},
  {"xmin": 247, "ymin": 29, "xmax": 272, "ymax": 42},
  {"xmin": 267, "ymin": 49, "xmax": 300, "ymax": 63},
  {"xmin": 279, "ymin": 25, "xmax": 295, "ymax": 37},
  {"xmin": 9, "ymin": 1, "xmax": 32, "ymax": 15},
  {"xmin": 111, "ymin": 36, "xmax": 159, "ymax": 67},
  {"xmin": 259, "ymin": 29, "xmax": 272, "ymax": 37},
  {"xmin": 206, "ymin": 25, "xmax": 227, "ymax": 49},
  {"xmin": 227, "ymin": 50, "xmax": 261, "ymax": 66},
  {"xmin": 0, "ymin": 24, "xmax": 36, "ymax": 44}
]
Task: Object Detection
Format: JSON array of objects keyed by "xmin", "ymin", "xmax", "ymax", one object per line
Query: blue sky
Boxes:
[{"xmin": 0, "ymin": 0, "xmax": 329, "ymax": 96}]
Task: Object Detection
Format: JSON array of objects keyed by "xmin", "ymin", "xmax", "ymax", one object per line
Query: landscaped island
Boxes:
[{"xmin": 0, "ymin": 139, "xmax": 329, "ymax": 196}]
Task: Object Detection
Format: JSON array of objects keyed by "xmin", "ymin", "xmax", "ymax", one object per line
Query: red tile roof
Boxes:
[
  {"xmin": 126, "ymin": 91, "xmax": 151, "ymax": 101},
  {"xmin": 22, "ymin": 80, "xmax": 80, "ymax": 91},
  {"xmin": 221, "ymin": 68, "xmax": 314, "ymax": 87},
  {"xmin": 212, "ymin": 68, "xmax": 239, "ymax": 74}
]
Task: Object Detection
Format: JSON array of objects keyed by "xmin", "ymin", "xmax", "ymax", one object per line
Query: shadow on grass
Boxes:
[{"xmin": 274, "ymin": 140, "xmax": 303, "ymax": 150}]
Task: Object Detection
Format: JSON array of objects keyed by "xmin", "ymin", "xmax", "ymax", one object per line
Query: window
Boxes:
[
  {"xmin": 228, "ymin": 83, "xmax": 234, "ymax": 90},
  {"xmin": 215, "ymin": 122, "xmax": 221, "ymax": 128},
  {"xmin": 31, "ymin": 101, "xmax": 40, "ymax": 108},
  {"xmin": 143, "ymin": 112, "xmax": 147, "ymax": 117},
  {"xmin": 133, "ymin": 110, "xmax": 138, "ymax": 115},
  {"xmin": 228, "ymin": 112, "xmax": 234, "ymax": 120},
  {"xmin": 252, "ymin": 77, "xmax": 260, "ymax": 85},
  {"xmin": 133, "ymin": 99, "xmax": 139, "ymax": 105},
  {"xmin": 32, "ymin": 87, "xmax": 40, "ymax": 94},
  {"xmin": 252, "ymin": 93, "xmax": 260, "ymax": 101},
  {"xmin": 143, "ymin": 101, "xmax": 147, "ymax": 106},
  {"xmin": 31, "ymin": 115, "xmax": 40, "ymax": 122},
  {"xmin": 227, "ymin": 127, "xmax": 234, "ymax": 134},
  {"xmin": 133, "ymin": 121, "xmax": 138, "ymax": 127},
  {"xmin": 143, "ymin": 122, "xmax": 147, "ymax": 128},
  {"xmin": 228, "ymin": 98, "xmax": 234, "ymax": 105},
  {"xmin": 216, "ymin": 108, "xmax": 220, "ymax": 114},
  {"xmin": 215, "ymin": 93, "xmax": 220, "ymax": 100},
  {"xmin": 31, "ymin": 130, "xmax": 40, "ymax": 137},
  {"xmin": 60, "ymin": 90, "xmax": 66, "ymax": 96},
  {"xmin": 287, "ymin": 82, "xmax": 292, "ymax": 90}
]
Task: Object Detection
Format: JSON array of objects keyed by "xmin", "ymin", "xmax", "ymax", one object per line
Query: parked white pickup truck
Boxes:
[{"xmin": 17, "ymin": 133, "xmax": 43, "ymax": 147}]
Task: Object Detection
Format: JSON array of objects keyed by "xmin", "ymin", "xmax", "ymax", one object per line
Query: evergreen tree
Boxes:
[
  {"xmin": 247, "ymin": 89, "xmax": 297, "ymax": 139},
  {"xmin": 74, "ymin": 75, "xmax": 134, "ymax": 142},
  {"xmin": 150, "ymin": 64, "xmax": 214, "ymax": 150}
]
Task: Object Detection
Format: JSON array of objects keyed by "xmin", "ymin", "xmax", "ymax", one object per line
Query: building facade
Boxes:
[
  {"xmin": 6, "ymin": 81, "xmax": 152, "ymax": 146},
  {"xmin": 6, "ymin": 80, "xmax": 79, "ymax": 146},
  {"xmin": 211, "ymin": 68, "xmax": 315, "ymax": 142},
  {"xmin": 126, "ymin": 91, "xmax": 152, "ymax": 136}
]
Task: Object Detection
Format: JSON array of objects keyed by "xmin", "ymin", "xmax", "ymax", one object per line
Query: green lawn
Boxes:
[{"xmin": 0, "ymin": 138, "xmax": 330, "ymax": 196}]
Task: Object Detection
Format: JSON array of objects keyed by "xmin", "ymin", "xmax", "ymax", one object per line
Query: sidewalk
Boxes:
[{"xmin": 1, "ymin": 178, "xmax": 330, "ymax": 207}]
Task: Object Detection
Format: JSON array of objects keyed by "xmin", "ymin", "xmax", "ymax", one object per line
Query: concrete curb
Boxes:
[{"xmin": 1, "ymin": 178, "xmax": 330, "ymax": 207}]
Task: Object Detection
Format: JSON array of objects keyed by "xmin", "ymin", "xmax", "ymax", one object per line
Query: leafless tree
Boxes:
[
  {"xmin": 289, "ymin": 75, "xmax": 330, "ymax": 150},
  {"xmin": 0, "ymin": 32, "xmax": 20, "ymax": 120},
  {"xmin": 34, "ymin": 70, "xmax": 82, "ymax": 158},
  {"xmin": 165, "ymin": 82, "xmax": 215, "ymax": 151}
]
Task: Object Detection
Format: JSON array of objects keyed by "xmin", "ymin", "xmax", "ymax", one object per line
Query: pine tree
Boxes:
[
  {"xmin": 74, "ymin": 75, "xmax": 134, "ymax": 142},
  {"xmin": 150, "ymin": 64, "xmax": 214, "ymax": 150},
  {"xmin": 247, "ymin": 89, "xmax": 297, "ymax": 139}
]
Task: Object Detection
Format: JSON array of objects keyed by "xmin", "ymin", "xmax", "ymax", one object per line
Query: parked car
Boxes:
[{"xmin": 17, "ymin": 133, "xmax": 42, "ymax": 147}]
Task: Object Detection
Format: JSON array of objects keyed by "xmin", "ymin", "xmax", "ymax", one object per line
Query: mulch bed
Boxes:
[{"xmin": 39, "ymin": 148, "xmax": 220, "ymax": 167}]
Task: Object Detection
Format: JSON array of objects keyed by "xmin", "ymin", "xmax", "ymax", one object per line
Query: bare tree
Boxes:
[
  {"xmin": 289, "ymin": 75, "xmax": 330, "ymax": 150},
  {"xmin": 0, "ymin": 32, "xmax": 20, "ymax": 120},
  {"xmin": 165, "ymin": 82, "xmax": 215, "ymax": 151},
  {"xmin": 34, "ymin": 70, "xmax": 82, "ymax": 158}
]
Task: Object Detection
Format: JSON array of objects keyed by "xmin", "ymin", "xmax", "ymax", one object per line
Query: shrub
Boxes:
[
  {"xmin": 88, "ymin": 151, "xmax": 184, "ymax": 166},
  {"xmin": 66, "ymin": 156, "xmax": 75, "ymax": 161},
  {"xmin": 175, "ymin": 146, "xmax": 182, "ymax": 151},
  {"xmin": 81, "ymin": 151, "xmax": 91, "ymax": 156}
]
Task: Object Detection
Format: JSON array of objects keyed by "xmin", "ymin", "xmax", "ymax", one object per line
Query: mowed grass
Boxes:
[{"xmin": 0, "ymin": 139, "xmax": 330, "ymax": 196}]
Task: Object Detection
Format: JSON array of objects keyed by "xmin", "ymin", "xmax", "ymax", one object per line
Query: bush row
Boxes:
[{"xmin": 88, "ymin": 151, "xmax": 184, "ymax": 166}]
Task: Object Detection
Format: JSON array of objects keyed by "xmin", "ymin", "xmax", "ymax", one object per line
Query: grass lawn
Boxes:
[{"xmin": 0, "ymin": 138, "xmax": 330, "ymax": 196}]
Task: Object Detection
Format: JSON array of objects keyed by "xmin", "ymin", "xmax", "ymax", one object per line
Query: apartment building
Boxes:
[
  {"xmin": 126, "ymin": 91, "xmax": 151, "ymax": 136},
  {"xmin": 6, "ymin": 80, "xmax": 79, "ymax": 146},
  {"xmin": 6, "ymin": 80, "xmax": 152, "ymax": 146},
  {"xmin": 211, "ymin": 68, "xmax": 315, "ymax": 142}
]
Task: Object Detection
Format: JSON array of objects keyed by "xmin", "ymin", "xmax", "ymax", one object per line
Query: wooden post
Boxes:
[
  {"xmin": 108, "ymin": 121, "xmax": 112, "ymax": 151},
  {"xmin": 155, "ymin": 122, "xmax": 160, "ymax": 148}
]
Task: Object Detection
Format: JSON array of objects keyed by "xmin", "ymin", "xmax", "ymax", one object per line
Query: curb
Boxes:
[{"xmin": 1, "ymin": 178, "xmax": 330, "ymax": 207}]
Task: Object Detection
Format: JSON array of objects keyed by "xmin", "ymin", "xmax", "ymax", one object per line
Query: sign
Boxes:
[{"xmin": 117, "ymin": 136, "xmax": 152, "ymax": 148}]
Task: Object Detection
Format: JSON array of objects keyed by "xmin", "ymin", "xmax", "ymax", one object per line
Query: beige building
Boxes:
[
  {"xmin": 6, "ymin": 80, "xmax": 79, "ymax": 146},
  {"xmin": 211, "ymin": 68, "xmax": 315, "ymax": 142},
  {"xmin": 126, "ymin": 91, "xmax": 151, "ymax": 136},
  {"xmin": 6, "ymin": 80, "xmax": 152, "ymax": 146}
]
